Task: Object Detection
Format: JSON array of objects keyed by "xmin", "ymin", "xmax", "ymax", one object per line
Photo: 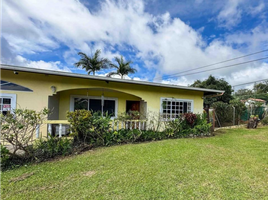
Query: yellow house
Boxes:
[{"xmin": 1, "ymin": 64, "xmax": 224, "ymax": 136}]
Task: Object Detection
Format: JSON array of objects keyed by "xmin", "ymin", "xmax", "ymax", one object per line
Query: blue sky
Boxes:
[{"xmin": 2, "ymin": 0, "xmax": 268, "ymax": 89}]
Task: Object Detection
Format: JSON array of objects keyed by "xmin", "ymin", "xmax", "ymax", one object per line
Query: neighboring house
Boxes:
[
  {"xmin": 241, "ymin": 98, "xmax": 267, "ymax": 108},
  {"xmin": 1, "ymin": 64, "xmax": 224, "ymax": 136}
]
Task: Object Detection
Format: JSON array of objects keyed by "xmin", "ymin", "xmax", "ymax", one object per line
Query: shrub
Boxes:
[
  {"xmin": 184, "ymin": 113, "xmax": 197, "ymax": 127},
  {"xmin": 192, "ymin": 123, "xmax": 211, "ymax": 135},
  {"xmin": 103, "ymin": 128, "xmax": 169, "ymax": 146},
  {"xmin": 67, "ymin": 110, "xmax": 92, "ymax": 143},
  {"xmin": 67, "ymin": 110, "xmax": 111, "ymax": 145},
  {"xmin": 262, "ymin": 116, "xmax": 268, "ymax": 125},
  {"xmin": 212, "ymin": 101, "xmax": 233, "ymax": 123},
  {"xmin": 139, "ymin": 130, "xmax": 166, "ymax": 141},
  {"xmin": 34, "ymin": 136, "xmax": 73, "ymax": 159},
  {"xmin": 1, "ymin": 145, "xmax": 10, "ymax": 169},
  {"xmin": 0, "ymin": 108, "xmax": 49, "ymax": 157}
]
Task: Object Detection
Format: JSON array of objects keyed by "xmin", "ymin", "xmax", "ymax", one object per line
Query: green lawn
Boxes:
[{"xmin": 1, "ymin": 127, "xmax": 268, "ymax": 200}]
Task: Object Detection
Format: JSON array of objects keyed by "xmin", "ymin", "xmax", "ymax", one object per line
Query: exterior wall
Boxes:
[{"xmin": 1, "ymin": 69, "xmax": 204, "ymax": 120}]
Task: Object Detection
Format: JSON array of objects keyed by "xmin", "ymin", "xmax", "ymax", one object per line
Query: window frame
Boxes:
[
  {"xmin": 160, "ymin": 97, "xmax": 194, "ymax": 120},
  {"xmin": 0, "ymin": 93, "xmax": 17, "ymax": 114},
  {"xmin": 70, "ymin": 95, "xmax": 118, "ymax": 119}
]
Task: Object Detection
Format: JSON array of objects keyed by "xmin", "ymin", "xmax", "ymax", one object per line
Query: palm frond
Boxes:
[
  {"xmin": 94, "ymin": 49, "xmax": 101, "ymax": 59},
  {"xmin": 109, "ymin": 63, "xmax": 119, "ymax": 69},
  {"xmin": 106, "ymin": 72, "xmax": 118, "ymax": 77},
  {"xmin": 75, "ymin": 49, "xmax": 111, "ymax": 75},
  {"xmin": 114, "ymin": 56, "xmax": 121, "ymax": 65}
]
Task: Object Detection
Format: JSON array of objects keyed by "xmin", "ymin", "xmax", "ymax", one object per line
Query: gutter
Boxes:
[{"xmin": 202, "ymin": 92, "xmax": 225, "ymax": 99}]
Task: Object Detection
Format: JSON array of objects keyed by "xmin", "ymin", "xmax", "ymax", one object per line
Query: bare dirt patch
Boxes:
[
  {"xmin": 83, "ymin": 171, "xmax": 96, "ymax": 177},
  {"xmin": 9, "ymin": 172, "xmax": 34, "ymax": 183}
]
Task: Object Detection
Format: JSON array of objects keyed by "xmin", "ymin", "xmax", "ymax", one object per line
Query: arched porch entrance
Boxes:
[{"xmin": 48, "ymin": 88, "xmax": 147, "ymax": 120}]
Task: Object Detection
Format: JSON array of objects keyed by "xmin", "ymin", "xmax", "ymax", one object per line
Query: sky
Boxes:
[{"xmin": 1, "ymin": 0, "xmax": 268, "ymax": 90}]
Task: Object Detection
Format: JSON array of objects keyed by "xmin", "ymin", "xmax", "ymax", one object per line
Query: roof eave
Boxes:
[{"xmin": 0, "ymin": 64, "xmax": 225, "ymax": 94}]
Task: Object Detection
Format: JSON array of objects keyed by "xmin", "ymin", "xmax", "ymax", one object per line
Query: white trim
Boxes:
[
  {"xmin": 0, "ymin": 93, "xmax": 17, "ymax": 114},
  {"xmin": 70, "ymin": 95, "xmax": 118, "ymax": 119},
  {"xmin": 160, "ymin": 97, "xmax": 194, "ymax": 120}
]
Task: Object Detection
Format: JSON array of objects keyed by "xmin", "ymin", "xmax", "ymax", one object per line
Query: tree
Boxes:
[
  {"xmin": 107, "ymin": 56, "xmax": 137, "ymax": 79},
  {"xmin": 1, "ymin": 108, "xmax": 49, "ymax": 157},
  {"xmin": 234, "ymin": 89, "xmax": 253, "ymax": 100},
  {"xmin": 235, "ymin": 89, "xmax": 253, "ymax": 96},
  {"xmin": 191, "ymin": 75, "xmax": 233, "ymax": 106},
  {"xmin": 234, "ymin": 82, "xmax": 268, "ymax": 102},
  {"xmin": 74, "ymin": 49, "xmax": 110, "ymax": 75},
  {"xmin": 253, "ymin": 81, "xmax": 268, "ymax": 94}
]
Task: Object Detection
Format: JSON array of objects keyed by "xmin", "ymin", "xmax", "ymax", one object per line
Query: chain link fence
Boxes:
[{"xmin": 212, "ymin": 106, "xmax": 267, "ymax": 128}]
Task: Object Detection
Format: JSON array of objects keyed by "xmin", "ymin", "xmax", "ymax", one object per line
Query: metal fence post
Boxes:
[{"xmin": 232, "ymin": 106, "xmax": 235, "ymax": 126}]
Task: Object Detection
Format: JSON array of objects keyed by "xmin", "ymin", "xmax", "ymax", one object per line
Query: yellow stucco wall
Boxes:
[{"xmin": 1, "ymin": 69, "xmax": 204, "ymax": 119}]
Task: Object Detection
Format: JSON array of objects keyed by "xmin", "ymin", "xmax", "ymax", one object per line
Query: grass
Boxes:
[{"xmin": 1, "ymin": 126, "xmax": 268, "ymax": 200}]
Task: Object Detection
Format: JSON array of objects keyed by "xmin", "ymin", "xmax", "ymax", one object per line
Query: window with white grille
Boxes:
[{"xmin": 161, "ymin": 98, "xmax": 193, "ymax": 120}]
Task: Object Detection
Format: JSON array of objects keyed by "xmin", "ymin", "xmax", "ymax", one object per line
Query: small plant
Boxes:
[
  {"xmin": 34, "ymin": 135, "xmax": 73, "ymax": 159},
  {"xmin": 164, "ymin": 118, "xmax": 181, "ymax": 137},
  {"xmin": 1, "ymin": 144, "xmax": 10, "ymax": 169},
  {"xmin": 117, "ymin": 111, "xmax": 140, "ymax": 121}
]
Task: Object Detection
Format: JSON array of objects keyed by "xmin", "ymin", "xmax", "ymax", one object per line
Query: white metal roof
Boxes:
[{"xmin": 0, "ymin": 64, "xmax": 225, "ymax": 95}]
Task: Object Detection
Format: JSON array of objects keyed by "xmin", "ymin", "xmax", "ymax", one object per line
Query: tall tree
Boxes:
[
  {"xmin": 74, "ymin": 49, "xmax": 110, "ymax": 75},
  {"xmin": 191, "ymin": 75, "xmax": 233, "ymax": 106},
  {"xmin": 253, "ymin": 81, "xmax": 268, "ymax": 94},
  {"xmin": 107, "ymin": 56, "xmax": 137, "ymax": 79}
]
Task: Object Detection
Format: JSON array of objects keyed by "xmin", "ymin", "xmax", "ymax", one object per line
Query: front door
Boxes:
[
  {"xmin": 126, "ymin": 100, "xmax": 140, "ymax": 120},
  {"xmin": 126, "ymin": 101, "xmax": 140, "ymax": 113}
]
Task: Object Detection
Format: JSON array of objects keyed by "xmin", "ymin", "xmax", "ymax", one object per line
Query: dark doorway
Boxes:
[{"xmin": 126, "ymin": 101, "xmax": 140, "ymax": 112}]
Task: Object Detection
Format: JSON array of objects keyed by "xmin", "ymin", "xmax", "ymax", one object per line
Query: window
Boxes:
[
  {"xmin": 161, "ymin": 98, "xmax": 193, "ymax": 120},
  {"xmin": 71, "ymin": 96, "xmax": 117, "ymax": 118},
  {"xmin": 0, "ymin": 93, "xmax": 16, "ymax": 115}
]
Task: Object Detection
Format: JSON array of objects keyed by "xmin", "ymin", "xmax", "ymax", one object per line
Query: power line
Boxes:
[
  {"xmin": 155, "ymin": 49, "xmax": 268, "ymax": 81},
  {"xmin": 233, "ymin": 79, "xmax": 268, "ymax": 87},
  {"xmin": 156, "ymin": 56, "xmax": 268, "ymax": 79}
]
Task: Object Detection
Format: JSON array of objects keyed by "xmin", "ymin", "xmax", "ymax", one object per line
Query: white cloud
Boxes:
[
  {"xmin": 15, "ymin": 55, "xmax": 71, "ymax": 72},
  {"xmin": 2, "ymin": 0, "xmax": 268, "ymax": 89},
  {"xmin": 249, "ymin": 2, "xmax": 265, "ymax": 16},
  {"xmin": 216, "ymin": 0, "xmax": 243, "ymax": 29},
  {"xmin": 216, "ymin": 0, "xmax": 266, "ymax": 30},
  {"xmin": 225, "ymin": 62, "xmax": 268, "ymax": 86}
]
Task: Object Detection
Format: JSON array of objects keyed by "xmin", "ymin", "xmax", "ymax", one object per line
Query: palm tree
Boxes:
[
  {"xmin": 107, "ymin": 56, "xmax": 137, "ymax": 79},
  {"xmin": 74, "ymin": 49, "xmax": 110, "ymax": 75}
]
